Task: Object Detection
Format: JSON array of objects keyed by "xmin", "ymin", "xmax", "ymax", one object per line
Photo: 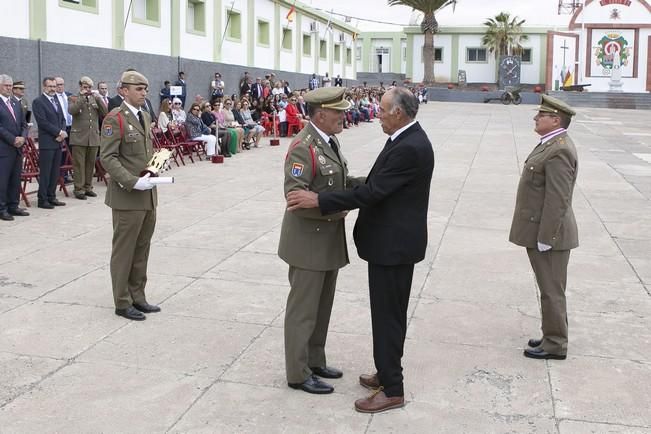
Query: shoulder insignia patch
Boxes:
[
  {"xmin": 291, "ymin": 162, "xmax": 304, "ymax": 177},
  {"xmin": 103, "ymin": 124, "xmax": 113, "ymax": 136}
]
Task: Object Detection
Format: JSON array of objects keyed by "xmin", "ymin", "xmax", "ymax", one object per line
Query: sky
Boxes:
[{"xmin": 304, "ymin": 0, "xmax": 571, "ymax": 31}]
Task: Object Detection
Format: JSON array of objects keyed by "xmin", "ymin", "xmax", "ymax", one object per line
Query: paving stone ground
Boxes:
[{"xmin": 0, "ymin": 101, "xmax": 649, "ymax": 433}]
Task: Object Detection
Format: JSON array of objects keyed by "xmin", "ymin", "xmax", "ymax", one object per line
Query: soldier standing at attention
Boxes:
[
  {"xmin": 509, "ymin": 94, "xmax": 578, "ymax": 360},
  {"xmin": 278, "ymin": 87, "xmax": 364, "ymax": 394},
  {"xmin": 68, "ymin": 76, "xmax": 106, "ymax": 200},
  {"xmin": 100, "ymin": 70, "xmax": 161, "ymax": 321}
]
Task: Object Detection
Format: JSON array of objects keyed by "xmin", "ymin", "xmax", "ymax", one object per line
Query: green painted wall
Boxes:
[
  {"xmin": 171, "ymin": 0, "xmax": 180, "ymax": 57},
  {"xmin": 111, "ymin": 0, "xmax": 124, "ymax": 49},
  {"xmin": 451, "ymin": 34, "xmax": 459, "ymax": 83},
  {"xmin": 247, "ymin": 0, "xmax": 254, "ymax": 67},
  {"xmin": 213, "ymin": 0, "xmax": 222, "ymax": 62},
  {"xmin": 29, "ymin": 0, "xmax": 47, "ymax": 40},
  {"xmin": 405, "ymin": 33, "xmax": 413, "ymax": 79}
]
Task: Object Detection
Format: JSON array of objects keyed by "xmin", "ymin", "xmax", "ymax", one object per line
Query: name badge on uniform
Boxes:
[{"xmin": 291, "ymin": 162, "xmax": 304, "ymax": 177}]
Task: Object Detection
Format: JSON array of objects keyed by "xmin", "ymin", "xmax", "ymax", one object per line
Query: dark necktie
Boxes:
[
  {"xmin": 50, "ymin": 96, "xmax": 59, "ymax": 112},
  {"xmin": 138, "ymin": 111, "xmax": 146, "ymax": 130},
  {"xmin": 384, "ymin": 137, "xmax": 392, "ymax": 148},
  {"xmin": 328, "ymin": 137, "xmax": 340, "ymax": 160}
]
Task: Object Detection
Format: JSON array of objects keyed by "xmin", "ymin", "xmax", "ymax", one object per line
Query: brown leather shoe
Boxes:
[
  {"xmin": 354, "ymin": 389, "xmax": 404, "ymax": 413},
  {"xmin": 359, "ymin": 373, "xmax": 380, "ymax": 390}
]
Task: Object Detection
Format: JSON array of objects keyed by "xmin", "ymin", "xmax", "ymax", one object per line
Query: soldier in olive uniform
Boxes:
[
  {"xmin": 11, "ymin": 81, "xmax": 29, "ymax": 127},
  {"xmin": 278, "ymin": 87, "xmax": 364, "ymax": 394},
  {"xmin": 509, "ymin": 94, "xmax": 578, "ymax": 360},
  {"xmin": 100, "ymin": 70, "xmax": 161, "ymax": 321},
  {"xmin": 68, "ymin": 76, "xmax": 107, "ymax": 199}
]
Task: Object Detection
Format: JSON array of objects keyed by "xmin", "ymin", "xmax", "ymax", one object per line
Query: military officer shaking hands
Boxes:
[{"xmin": 278, "ymin": 87, "xmax": 364, "ymax": 394}]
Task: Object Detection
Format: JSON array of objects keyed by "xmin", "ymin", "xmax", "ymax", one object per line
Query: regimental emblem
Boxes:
[
  {"xmin": 318, "ymin": 155, "xmax": 326, "ymax": 165},
  {"xmin": 103, "ymin": 124, "xmax": 112, "ymax": 136},
  {"xmin": 594, "ymin": 32, "xmax": 630, "ymax": 72},
  {"xmin": 291, "ymin": 162, "xmax": 304, "ymax": 177}
]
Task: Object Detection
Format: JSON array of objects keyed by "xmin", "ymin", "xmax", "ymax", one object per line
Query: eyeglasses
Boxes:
[{"xmin": 173, "ymin": 103, "xmax": 181, "ymax": 105}]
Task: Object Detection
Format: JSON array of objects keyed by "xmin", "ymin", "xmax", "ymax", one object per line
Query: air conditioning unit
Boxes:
[
  {"xmin": 309, "ymin": 22, "xmax": 319, "ymax": 32},
  {"xmin": 339, "ymin": 32, "xmax": 345, "ymax": 42}
]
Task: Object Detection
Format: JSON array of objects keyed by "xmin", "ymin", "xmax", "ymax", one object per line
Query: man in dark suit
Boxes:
[
  {"xmin": 108, "ymin": 84, "xmax": 125, "ymax": 111},
  {"xmin": 286, "ymin": 87, "xmax": 435, "ymax": 413},
  {"xmin": 0, "ymin": 74, "xmax": 29, "ymax": 221},
  {"xmin": 174, "ymin": 72, "xmax": 187, "ymax": 108},
  {"xmin": 32, "ymin": 77, "xmax": 67, "ymax": 209},
  {"xmin": 142, "ymin": 96, "xmax": 156, "ymax": 126},
  {"xmin": 296, "ymin": 95, "xmax": 309, "ymax": 120},
  {"xmin": 251, "ymin": 77, "xmax": 264, "ymax": 101},
  {"xmin": 334, "ymin": 75, "xmax": 343, "ymax": 87},
  {"xmin": 509, "ymin": 95, "xmax": 578, "ymax": 361}
]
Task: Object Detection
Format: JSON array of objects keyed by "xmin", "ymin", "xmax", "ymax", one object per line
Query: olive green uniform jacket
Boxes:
[
  {"xmin": 278, "ymin": 122, "xmax": 363, "ymax": 271},
  {"xmin": 68, "ymin": 93, "xmax": 106, "ymax": 147},
  {"xmin": 99, "ymin": 104, "xmax": 157, "ymax": 210},
  {"xmin": 509, "ymin": 132, "xmax": 578, "ymax": 250}
]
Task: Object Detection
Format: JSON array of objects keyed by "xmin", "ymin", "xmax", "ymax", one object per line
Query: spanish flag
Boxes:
[
  {"xmin": 563, "ymin": 70, "xmax": 573, "ymax": 87},
  {"xmin": 286, "ymin": 5, "xmax": 296, "ymax": 22}
]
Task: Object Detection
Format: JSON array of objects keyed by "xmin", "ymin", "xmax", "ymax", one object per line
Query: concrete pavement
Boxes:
[{"xmin": 0, "ymin": 101, "xmax": 649, "ymax": 433}]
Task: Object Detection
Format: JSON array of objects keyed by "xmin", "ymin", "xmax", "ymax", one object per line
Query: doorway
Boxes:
[{"xmin": 375, "ymin": 47, "xmax": 390, "ymax": 73}]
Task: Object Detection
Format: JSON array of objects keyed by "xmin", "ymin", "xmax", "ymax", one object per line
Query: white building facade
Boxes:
[{"xmin": 0, "ymin": 0, "xmax": 358, "ymax": 79}]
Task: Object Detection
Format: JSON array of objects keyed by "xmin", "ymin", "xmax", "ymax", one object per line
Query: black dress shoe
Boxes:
[
  {"xmin": 0, "ymin": 211, "xmax": 14, "ymax": 221},
  {"xmin": 74, "ymin": 193, "xmax": 87, "ymax": 200},
  {"xmin": 133, "ymin": 302, "xmax": 161, "ymax": 313},
  {"xmin": 85, "ymin": 191, "xmax": 97, "ymax": 197},
  {"xmin": 38, "ymin": 202, "xmax": 55, "ymax": 209},
  {"xmin": 115, "ymin": 306, "xmax": 146, "ymax": 321},
  {"xmin": 8, "ymin": 208, "xmax": 29, "ymax": 216},
  {"xmin": 50, "ymin": 199, "xmax": 66, "ymax": 206},
  {"xmin": 288, "ymin": 375, "xmax": 334, "ymax": 394},
  {"xmin": 528, "ymin": 338, "xmax": 543, "ymax": 348},
  {"xmin": 310, "ymin": 366, "xmax": 343, "ymax": 379},
  {"xmin": 523, "ymin": 347, "xmax": 566, "ymax": 360}
]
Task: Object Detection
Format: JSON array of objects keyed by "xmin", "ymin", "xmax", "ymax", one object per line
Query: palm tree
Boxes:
[
  {"xmin": 388, "ymin": 0, "xmax": 458, "ymax": 85},
  {"xmin": 481, "ymin": 12, "xmax": 528, "ymax": 58}
]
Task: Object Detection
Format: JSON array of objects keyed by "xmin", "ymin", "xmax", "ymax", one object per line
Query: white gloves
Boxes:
[
  {"xmin": 537, "ymin": 242, "xmax": 552, "ymax": 252},
  {"xmin": 133, "ymin": 175, "xmax": 154, "ymax": 191}
]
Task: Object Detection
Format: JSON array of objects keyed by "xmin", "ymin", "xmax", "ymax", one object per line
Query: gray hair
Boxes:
[
  {"xmin": 0, "ymin": 74, "xmax": 13, "ymax": 85},
  {"xmin": 389, "ymin": 87, "xmax": 419, "ymax": 119}
]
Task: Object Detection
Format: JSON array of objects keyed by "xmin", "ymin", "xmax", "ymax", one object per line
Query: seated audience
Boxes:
[{"xmin": 186, "ymin": 103, "xmax": 218, "ymax": 158}]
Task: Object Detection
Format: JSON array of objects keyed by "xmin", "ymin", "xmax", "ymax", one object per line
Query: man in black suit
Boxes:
[
  {"xmin": 0, "ymin": 74, "xmax": 29, "ymax": 221},
  {"xmin": 108, "ymin": 84, "xmax": 125, "ymax": 111},
  {"xmin": 174, "ymin": 72, "xmax": 187, "ymax": 108},
  {"xmin": 32, "ymin": 77, "xmax": 67, "ymax": 209},
  {"xmin": 286, "ymin": 87, "xmax": 434, "ymax": 413},
  {"xmin": 251, "ymin": 77, "xmax": 264, "ymax": 101},
  {"xmin": 334, "ymin": 75, "xmax": 343, "ymax": 87}
]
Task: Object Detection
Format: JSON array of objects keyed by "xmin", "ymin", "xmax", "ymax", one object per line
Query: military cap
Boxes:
[
  {"xmin": 13, "ymin": 81, "xmax": 25, "ymax": 89},
  {"xmin": 120, "ymin": 70, "xmax": 149, "ymax": 87},
  {"xmin": 304, "ymin": 87, "xmax": 351, "ymax": 111},
  {"xmin": 537, "ymin": 94, "xmax": 575, "ymax": 117},
  {"xmin": 79, "ymin": 76, "xmax": 94, "ymax": 87}
]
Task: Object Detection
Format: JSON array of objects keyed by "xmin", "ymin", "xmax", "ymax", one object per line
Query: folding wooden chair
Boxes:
[
  {"xmin": 166, "ymin": 124, "xmax": 198, "ymax": 164},
  {"xmin": 20, "ymin": 138, "xmax": 40, "ymax": 207},
  {"xmin": 152, "ymin": 127, "xmax": 183, "ymax": 167},
  {"xmin": 58, "ymin": 142, "xmax": 73, "ymax": 197}
]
